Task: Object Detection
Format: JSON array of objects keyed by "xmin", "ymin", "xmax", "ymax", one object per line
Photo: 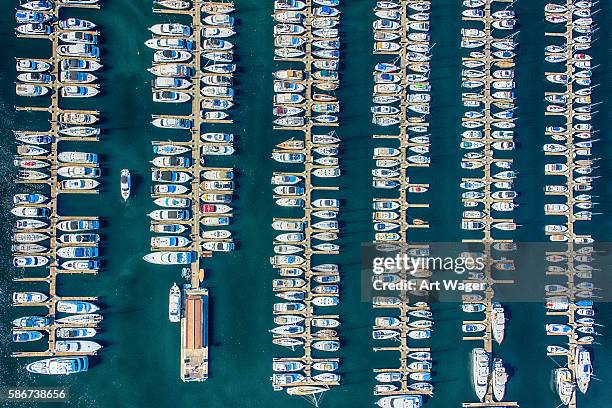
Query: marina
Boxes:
[
  {"xmin": 270, "ymin": 0, "xmax": 343, "ymax": 402},
  {"xmin": 458, "ymin": 0, "xmax": 518, "ymax": 406},
  {"xmin": 143, "ymin": 0, "xmax": 239, "ymax": 381},
  {"xmin": 11, "ymin": 0, "xmax": 103, "ymax": 374},
  {"xmin": 1, "ymin": 0, "xmax": 610, "ymax": 407},
  {"xmin": 370, "ymin": 1, "xmax": 433, "ymax": 407},
  {"xmin": 543, "ymin": 0, "xmax": 597, "ymax": 406}
]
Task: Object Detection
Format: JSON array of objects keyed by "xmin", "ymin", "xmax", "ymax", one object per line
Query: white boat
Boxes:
[
  {"xmin": 57, "ymin": 300, "xmax": 99, "ymax": 314},
  {"xmin": 375, "ymin": 396, "xmax": 422, "ymax": 408},
  {"xmin": 118, "ymin": 169, "xmax": 131, "ymax": 201},
  {"xmin": 574, "ymin": 346, "xmax": 592, "ymax": 394},
  {"xmin": 168, "ymin": 283, "xmax": 181, "ymax": 323},
  {"xmin": 491, "ymin": 303, "xmax": 505, "ymax": 344},
  {"xmin": 143, "ymin": 251, "xmax": 193, "ymax": 265},
  {"xmin": 472, "ymin": 348, "xmax": 489, "ymax": 401},
  {"xmin": 149, "ymin": 23, "xmax": 191, "ymax": 36},
  {"xmin": 556, "ymin": 368, "xmax": 574, "ymax": 405},
  {"xmin": 55, "ymin": 340, "xmax": 101, "ymax": 353},
  {"xmin": 492, "ymin": 358, "xmax": 508, "ymax": 402},
  {"xmin": 26, "ymin": 356, "xmax": 88, "ymax": 375}
]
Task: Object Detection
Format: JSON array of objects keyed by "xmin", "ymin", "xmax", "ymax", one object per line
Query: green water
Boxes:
[{"xmin": 0, "ymin": 1, "xmax": 610, "ymax": 407}]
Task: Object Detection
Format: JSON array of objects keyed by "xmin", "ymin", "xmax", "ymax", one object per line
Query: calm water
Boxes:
[{"xmin": 0, "ymin": 1, "xmax": 610, "ymax": 407}]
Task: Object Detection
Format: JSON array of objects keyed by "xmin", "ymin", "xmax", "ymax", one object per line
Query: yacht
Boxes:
[
  {"xmin": 472, "ymin": 348, "xmax": 489, "ymax": 401},
  {"xmin": 491, "ymin": 303, "xmax": 505, "ymax": 344},
  {"xmin": 56, "ymin": 328, "xmax": 97, "ymax": 339},
  {"xmin": 13, "ymin": 330, "xmax": 44, "ymax": 343},
  {"xmin": 555, "ymin": 368, "xmax": 574, "ymax": 405},
  {"xmin": 492, "ymin": 358, "xmax": 508, "ymax": 401},
  {"xmin": 55, "ymin": 340, "xmax": 102, "ymax": 353},
  {"xmin": 57, "ymin": 300, "xmax": 99, "ymax": 314},
  {"xmin": 26, "ymin": 356, "xmax": 88, "ymax": 375},
  {"xmin": 375, "ymin": 395, "xmax": 422, "ymax": 408},
  {"xmin": 143, "ymin": 251, "xmax": 193, "ymax": 265},
  {"xmin": 120, "ymin": 169, "xmax": 131, "ymax": 201},
  {"xmin": 168, "ymin": 283, "xmax": 181, "ymax": 323},
  {"xmin": 575, "ymin": 346, "xmax": 592, "ymax": 394}
]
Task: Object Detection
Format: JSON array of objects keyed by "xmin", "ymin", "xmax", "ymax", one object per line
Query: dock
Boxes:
[
  {"xmin": 180, "ymin": 287, "xmax": 209, "ymax": 381},
  {"xmin": 370, "ymin": 1, "xmax": 433, "ymax": 403},
  {"xmin": 543, "ymin": 0, "xmax": 597, "ymax": 406},
  {"xmin": 12, "ymin": 2, "xmax": 103, "ymax": 363},
  {"xmin": 269, "ymin": 0, "xmax": 342, "ymax": 398},
  {"xmin": 459, "ymin": 0, "xmax": 519, "ymax": 406},
  {"xmin": 147, "ymin": 0, "xmax": 239, "ymax": 382}
]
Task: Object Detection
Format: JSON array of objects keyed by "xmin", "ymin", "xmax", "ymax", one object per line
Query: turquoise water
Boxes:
[{"xmin": 0, "ymin": 1, "xmax": 610, "ymax": 407}]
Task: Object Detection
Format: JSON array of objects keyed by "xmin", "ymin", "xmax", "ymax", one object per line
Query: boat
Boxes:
[
  {"xmin": 13, "ymin": 292, "xmax": 47, "ymax": 305},
  {"xmin": 59, "ymin": 18, "xmax": 96, "ymax": 30},
  {"xmin": 13, "ymin": 316, "xmax": 49, "ymax": 328},
  {"xmin": 13, "ymin": 255, "xmax": 49, "ymax": 268},
  {"xmin": 16, "ymin": 59, "xmax": 50, "ymax": 73},
  {"xmin": 143, "ymin": 251, "xmax": 193, "ymax": 265},
  {"xmin": 56, "ymin": 247, "xmax": 98, "ymax": 259},
  {"xmin": 491, "ymin": 304, "xmax": 505, "ymax": 344},
  {"xmin": 57, "ymin": 300, "xmax": 99, "ymax": 314},
  {"xmin": 149, "ymin": 23, "xmax": 191, "ymax": 37},
  {"xmin": 375, "ymin": 396, "xmax": 422, "ymax": 408},
  {"xmin": 556, "ymin": 368, "xmax": 574, "ymax": 405},
  {"xmin": 168, "ymin": 283, "xmax": 181, "ymax": 323},
  {"xmin": 492, "ymin": 358, "xmax": 508, "ymax": 401},
  {"xmin": 16, "ymin": 84, "xmax": 49, "ymax": 97},
  {"xmin": 61, "ymin": 260, "xmax": 100, "ymax": 271},
  {"xmin": 472, "ymin": 348, "xmax": 489, "ymax": 401},
  {"xmin": 13, "ymin": 330, "xmax": 44, "ymax": 343},
  {"xmin": 55, "ymin": 340, "xmax": 102, "ymax": 353},
  {"xmin": 26, "ymin": 356, "xmax": 88, "ymax": 375},
  {"xmin": 575, "ymin": 346, "xmax": 592, "ymax": 394}
]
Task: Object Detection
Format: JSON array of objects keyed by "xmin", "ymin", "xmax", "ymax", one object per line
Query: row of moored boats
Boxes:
[
  {"xmin": 12, "ymin": 0, "xmax": 103, "ymax": 376},
  {"xmin": 269, "ymin": 0, "xmax": 343, "ymax": 399},
  {"xmin": 543, "ymin": 0, "xmax": 597, "ymax": 404}
]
